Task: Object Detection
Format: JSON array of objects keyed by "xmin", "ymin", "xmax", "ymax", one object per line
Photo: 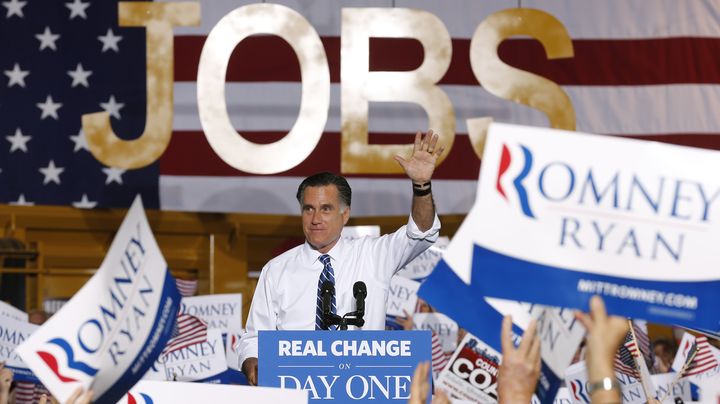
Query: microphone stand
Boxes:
[
  {"xmin": 322, "ymin": 281, "xmax": 366, "ymax": 330},
  {"xmin": 324, "ymin": 310, "xmax": 364, "ymax": 330}
]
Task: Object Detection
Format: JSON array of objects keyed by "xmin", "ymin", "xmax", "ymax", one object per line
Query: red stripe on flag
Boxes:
[
  {"xmin": 161, "ymin": 131, "xmax": 482, "ymax": 178},
  {"xmin": 174, "ymin": 36, "xmax": 720, "ymax": 85},
  {"xmin": 161, "ymin": 131, "xmax": 720, "ymax": 178}
]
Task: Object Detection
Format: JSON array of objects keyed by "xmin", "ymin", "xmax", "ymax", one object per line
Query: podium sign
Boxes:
[{"xmin": 259, "ymin": 330, "xmax": 431, "ymax": 403}]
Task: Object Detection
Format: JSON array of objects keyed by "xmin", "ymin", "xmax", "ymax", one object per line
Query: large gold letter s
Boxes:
[{"xmin": 467, "ymin": 9, "xmax": 575, "ymax": 157}]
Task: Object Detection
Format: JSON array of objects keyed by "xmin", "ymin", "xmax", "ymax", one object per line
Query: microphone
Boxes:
[
  {"xmin": 321, "ymin": 281, "xmax": 335, "ymax": 317},
  {"xmin": 353, "ymin": 281, "xmax": 366, "ymax": 314},
  {"xmin": 352, "ymin": 281, "xmax": 367, "ymax": 327}
]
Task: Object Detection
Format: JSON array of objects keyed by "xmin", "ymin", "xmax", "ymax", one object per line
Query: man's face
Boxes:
[{"xmin": 301, "ymin": 185, "xmax": 350, "ymax": 253}]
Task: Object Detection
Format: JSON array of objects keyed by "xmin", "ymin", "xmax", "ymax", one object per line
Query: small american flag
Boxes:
[
  {"xmin": 13, "ymin": 382, "xmax": 49, "ymax": 404},
  {"xmin": 162, "ymin": 313, "xmax": 208, "ymax": 355},
  {"xmin": 614, "ymin": 331, "xmax": 640, "ymax": 378},
  {"xmin": 13, "ymin": 382, "xmax": 36, "ymax": 404},
  {"xmin": 631, "ymin": 322, "xmax": 654, "ymax": 369},
  {"xmin": 431, "ymin": 331, "xmax": 449, "ymax": 377},
  {"xmin": 175, "ymin": 278, "xmax": 198, "ymax": 297},
  {"xmin": 684, "ymin": 336, "xmax": 719, "ymax": 377}
]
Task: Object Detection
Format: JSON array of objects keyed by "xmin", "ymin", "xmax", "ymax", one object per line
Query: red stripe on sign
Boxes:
[
  {"xmin": 160, "ymin": 131, "xmax": 482, "ymax": 178},
  {"xmin": 175, "ymin": 36, "xmax": 720, "ymax": 85}
]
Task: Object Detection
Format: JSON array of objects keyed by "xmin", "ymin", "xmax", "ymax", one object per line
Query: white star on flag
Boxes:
[
  {"xmin": 97, "ymin": 28, "xmax": 122, "ymax": 53},
  {"xmin": 102, "ymin": 167, "xmax": 126, "ymax": 185},
  {"xmin": 65, "ymin": 0, "xmax": 89, "ymax": 19},
  {"xmin": 2, "ymin": 0, "xmax": 26, "ymax": 18},
  {"xmin": 37, "ymin": 95, "xmax": 62, "ymax": 120},
  {"xmin": 67, "ymin": 63, "xmax": 92, "ymax": 88},
  {"xmin": 6, "ymin": 128, "xmax": 31, "ymax": 152},
  {"xmin": 72, "ymin": 194, "xmax": 97, "ymax": 209},
  {"xmin": 69, "ymin": 129, "xmax": 89, "ymax": 152},
  {"xmin": 4, "ymin": 63, "xmax": 29, "ymax": 88},
  {"xmin": 36, "ymin": 26, "xmax": 60, "ymax": 51},
  {"xmin": 10, "ymin": 194, "xmax": 34, "ymax": 206},
  {"xmin": 39, "ymin": 160, "xmax": 65, "ymax": 185},
  {"xmin": 100, "ymin": 95, "xmax": 124, "ymax": 119}
]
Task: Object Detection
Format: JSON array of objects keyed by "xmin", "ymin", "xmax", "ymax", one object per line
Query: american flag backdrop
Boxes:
[
  {"xmin": 3, "ymin": 0, "xmax": 720, "ymax": 215},
  {"xmin": 0, "ymin": 0, "xmax": 157, "ymax": 209}
]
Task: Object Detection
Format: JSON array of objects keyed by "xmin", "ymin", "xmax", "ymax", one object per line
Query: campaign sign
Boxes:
[
  {"xmin": 564, "ymin": 361, "xmax": 647, "ymax": 404},
  {"xmin": 386, "ymin": 276, "xmax": 420, "ymax": 317},
  {"xmin": 119, "ymin": 379, "xmax": 308, "ymax": 403},
  {"xmin": 16, "ymin": 196, "xmax": 181, "ymax": 403},
  {"xmin": 0, "ymin": 300, "xmax": 27, "ymax": 322},
  {"xmin": 158, "ymin": 329, "xmax": 227, "ymax": 382},
  {"xmin": 532, "ymin": 388, "xmax": 571, "ymax": 404},
  {"xmin": 258, "ymin": 330, "xmax": 431, "ymax": 403},
  {"xmin": 425, "ymin": 122, "xmax": 720, "ymax": 331},
  {"xmin": 671, "ymin": 332, "xmax": 720, "ymax": 384},
  {"xmin": 436, "ymin": 333, "xmax": 501, "ymax": 403},
  {"xmin": 412, "ymin": 313, "xmax": 458, "ymax": 353},
  {"xmin": 180, "ymin": 294, "xmax": 243, "ymax": 334},
  {"xmin": 1, "ymin": 317, "xmax": 38, "ymax": 382}
]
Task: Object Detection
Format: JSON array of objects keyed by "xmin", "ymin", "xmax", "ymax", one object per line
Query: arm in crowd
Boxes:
[
  {"xmin": 0, "ymin": 362, "xmax": 12, "ymax": 404},
  {"xmin": 575, "ymin": 295, "xmax": 629, "ymax": 404},
  {"xmin": 407, "ymin": 361, "xmax": 450, "ymax": 404},
  {"xmin": 498, "ymin": 317, "xmax": 541, "ymax": 403},
  {"xmin": 491, "ymin": 295, "xmax": 629, "ymax": 403}
]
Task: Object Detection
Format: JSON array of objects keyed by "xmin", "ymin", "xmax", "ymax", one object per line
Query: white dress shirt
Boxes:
[{"xmin": 238, "ymin": 214, "xmax": 441, "ymax": 365}]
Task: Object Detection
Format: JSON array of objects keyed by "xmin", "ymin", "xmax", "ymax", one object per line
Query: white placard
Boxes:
[
  {"xmin": 428, "ymin": 123, "xmax": 720, "ymax": 330},
  {"xmin": 0, "ymin": 300, "xmax": 27, "ymax": 322},
  {"xmin": 1, "ymin": 317, "xmax": 38, "ymax": 382},
  {"xmin": 651, "ymin": 373, "xmax": 693, "ymax": 403},
  {"xmin": 436, "ymin": 332, "xmax": 500, "ymax": 403},
  {"xmin": 158, "ymin": 328, "xmax": 227, "ymax": 382},
  {"xmin": 413, "ymin": 312, "xmax": 458, "ymax": 353},
  {"xmin": 564, "ymin": 361, "xmax": 647, "ymax": 404},
  {"xmin": 385, "ymin": 276, "xmax": 420, "ymax": 317},
  {"xmin": 180, "ymin": 294, "xmax": 243, "ymax": 334},
  {"xmin": 16, "ymin": 197, "xmax": 181, "ymax": 403},
  {"xmin": 117, "ymin": 380, "xmax": 308, "ymax": 403}
]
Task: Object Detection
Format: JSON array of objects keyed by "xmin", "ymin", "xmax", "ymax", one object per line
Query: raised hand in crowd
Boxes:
[
  {"xmin": 497, "ymin": 316, "xmax": 541, "ymax": 404},
  {"xmin": 575, "ymin": 295, "xmax": 629, "ymax": 403},
  {"xmin": 407, "ymin": 361, "xmax": 450, "ymax": 404},
  {"xmin": 0, "ymin": 362, "xmax": 13, "ymax": 404},
  {"xmin": 38, "ymin": 387, "xmax": 94, "ymax": 404}
]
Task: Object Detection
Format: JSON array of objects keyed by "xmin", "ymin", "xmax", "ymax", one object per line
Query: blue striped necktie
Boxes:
[{"xmin": 316, "ymin": 254, "xmax": 337, "ymax": 330}]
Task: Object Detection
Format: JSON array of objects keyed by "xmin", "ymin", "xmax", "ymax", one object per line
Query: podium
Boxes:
[{"xmin": 258, "ymin": 330, "xmax": 432, "ymax": 403}]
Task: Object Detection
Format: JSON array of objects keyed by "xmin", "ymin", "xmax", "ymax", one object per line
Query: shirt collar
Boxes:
[{"xmin": 301, "ymin": 236, "xmax": 346, "ymax": 266}]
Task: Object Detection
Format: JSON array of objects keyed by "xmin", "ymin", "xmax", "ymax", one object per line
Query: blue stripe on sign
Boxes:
[
  {"xmin": 5, "ymin": 365, "xmax": 39, "ymax": 384},
  {"xmin": 95, "ymin": 270, "xmax": 182, "ymax": 404},
  {"xmin": 418, "ymin": 258, "xmax": 507, "ymax": 352},
  {"xmin": 472, "ymin": 244, "xmax": 720, "ymax": 331}
]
